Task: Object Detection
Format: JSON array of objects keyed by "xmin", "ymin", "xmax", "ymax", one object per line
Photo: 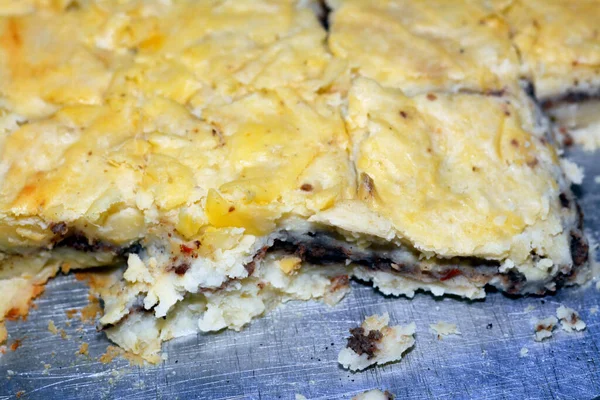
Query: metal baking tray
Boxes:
[{"xmin": 1, "ymin": 147, "xmax": 599, "ymax": 400}]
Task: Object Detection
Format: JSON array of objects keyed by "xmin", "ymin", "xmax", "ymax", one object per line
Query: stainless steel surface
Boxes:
[{"xmin": 1, "ymin": 147, "xmax": 599, "ymax": 400}]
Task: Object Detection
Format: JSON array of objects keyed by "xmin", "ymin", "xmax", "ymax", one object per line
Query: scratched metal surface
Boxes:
[{"xmin": 1, "ymin": 147, "xmax": 600, "ymax": 400}]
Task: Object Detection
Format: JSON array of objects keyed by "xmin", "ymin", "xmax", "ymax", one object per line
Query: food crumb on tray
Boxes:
[
  {"xmin": 352, "ymin": 389, "xmax": 395, "ymax": 400},
  {"xmin": 47, "ymin": 320, "xmax": 58, "ymax": 335},
  {"xmin": 560, "ymin": 159, "xmax": 585, "ymax": 185},
  {"xmin": 429, "ymin": 321, "xmax": 461, "ymax": 338},
  {"xmin": 78, "ymin": 343, "xmax": 89, "ymax": 356},
  {"xmin": 556, "ymin": 306, "xmax": 586, "ymax": 332},
  {"xmin": 338, "ymin": 313, "xmax": 415, "ymax": 371},
  {"xmin": 533, "ymin": 316, "xmax": 558, "ymax": 342},
  {"xmin": 519, "ymin": 347, "xmax": 529, "ymax": 357}
]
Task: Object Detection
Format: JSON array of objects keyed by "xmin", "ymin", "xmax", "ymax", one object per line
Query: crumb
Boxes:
[
  {"xmin": 48, "ymin": 320, "xmax": 58, "ymax": 335},
  {"xmin": 133, "ymin": 380, "xmax": 146, "ymax": 389},
  {"xmin": 65, "ymin": 309, "xmax": 78, "ymax": 319},
  {"xmin": 519, "ymin": 347, "xmax": 529, "ymax": 358},
  {"xmin": 524, "ymin": 305, "xmax": 536, "ymax": 313},
  {"xmin": 590, "ymin": 306, "xmax": 598, "ymax": 315},
  {"xmin": 78, "ymin": 343, "xmax": 89, "ymax": 356},
  {"xmin": 352, "ymin": 389, "xmax": 395, "ymax": 400},
  {"xmin": 16, "ymin": 391, "xmax": 25, "ymax": 398},
  {"xmin": 556, "ymin": 306, "xmax": 586, "ymax": 332},
  {"xmin": 0, "ymin": 322, "xmax": 6, "ymax": 345},
  {"xmin": 0, "ymin": 345, "xmax": 6, "ymax": 354},
  {"xmin": 560, "ymin": 159, "xmax": 584, "ymax": 184},
  {"xmin": 534, "ymin": 316, "xmax": 558, "ymax": 342},
  {"xmin": 99, "ymin": 346, "xmax": 121, "ymax": 364},
  {"xmin": 9, "ymin": 339, "xmax": 22, "ymax": 352},
  {"xmin": 80, "ymin": 295, "xmax": 102, "ymax": 323},
  {"xmin": 59, "ymin": 329, "xmax": 70, "ymax": 340},
  {"xmin": 429, "ymin": 321, "xmax": 460, "ymax": 338},
  {"xmin": 99, "ymin": 345, "xmax": 148, "ymax": 366},
  {"xmin": 338, "ymin": 313, "xmax": 415, "ymax": 371}
]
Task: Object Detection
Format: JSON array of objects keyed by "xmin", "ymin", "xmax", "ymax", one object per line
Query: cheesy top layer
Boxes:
[
  {"xmin": 498, "ymin": 0, "xmax": 600, "ymax": 99},
  {"xmin": 0, "ymin": 0, "xmax": 347, "ymax": 119},
  {"xmin": 327, "ymin": 0, "xmax": 520, "ymax": 94},
  {"xmin": 344, "ymin": 78, "xmax": 562, "ymax": 260}
]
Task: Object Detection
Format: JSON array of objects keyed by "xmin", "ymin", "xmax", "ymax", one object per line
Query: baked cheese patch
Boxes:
[
  {"xmin": 346, "ymin": 78, "xmax": 561, "ymax": 259},
  {"xmin": 327, "ymin": 0, "xmax": 519, "ymax": 94}
]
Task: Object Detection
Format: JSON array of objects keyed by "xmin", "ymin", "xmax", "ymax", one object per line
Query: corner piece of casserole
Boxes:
[{"xmin": 0, "ymin": 0, "xmax": 590, "ymax": 361}]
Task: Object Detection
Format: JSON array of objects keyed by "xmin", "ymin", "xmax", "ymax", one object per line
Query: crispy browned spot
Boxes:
[
  {"xmin": 346, "ymin": 327, "xmax": 383, "ymax": 359},
  {"xmin": 300, "ymin": 183, "xmax": 313, "ymax": 192},
  {"xmin": 50, "ymin": 222, "xmax": 68, "ymax": 235},
  {"xmin": 570, "ymin": 230, "xmax": 589, "ymax": 266},
  {"xmin": 168, "ymin": 263, "xmax": 191, "ymax": 276},
  {"xmin": 244, "ymin": 246, "xmax": 269, "ymax": 276},
  {"xmin": 330, "ymin": 275, "xmax": 349, "ymax": 292},
  {"xmin": 427, "ymin": 93, "xmax": 437, "ymax": 101},
  {"xmin": 5, "ymin": 308, "xmax": 21, "ymax": 321},
  {"xmin": 179, "ymin": 243, "xmax": 196, "ymax": 255},
  {"xmin": 359, "ymin": 172, "xmax": 376, "ymax": 200},
  {"xmin": 6, "ymin": 19, "xmax": 21, "ymax": 47},
  {"xmin": 9, "ymin": 338, "xmax": 22, "ymax": 352},
  {"xmin": 527, "ymin": 158, "xmax": 538, "ymax": 168},
  {"xmin": 80, "ymin": 295, "xmax": 102, "ymax": 323}
]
